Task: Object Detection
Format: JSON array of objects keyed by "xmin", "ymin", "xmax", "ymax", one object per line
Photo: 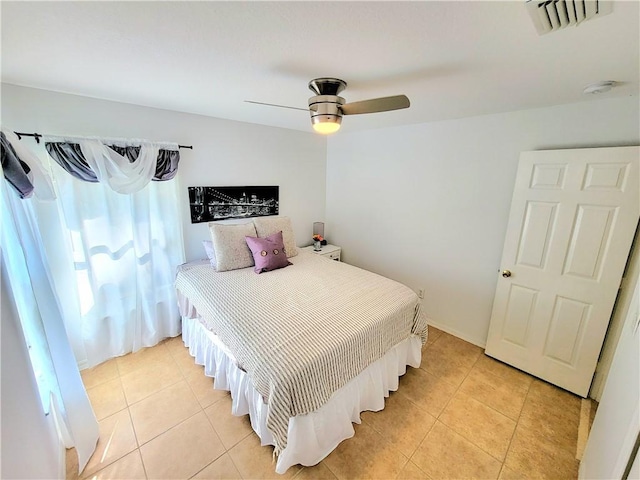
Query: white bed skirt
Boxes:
[{"xmin": 181, "ymin": 315, "xmax": 422, "ymax": 474}]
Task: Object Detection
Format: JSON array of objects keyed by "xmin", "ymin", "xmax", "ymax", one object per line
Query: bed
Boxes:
[{"xmin": 175, "ymin": 247, "xmax": 428, "ymax": 473}]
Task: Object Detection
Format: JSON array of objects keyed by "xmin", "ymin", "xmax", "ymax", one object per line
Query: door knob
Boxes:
[{"xmin": 502, "ymin": 270, "xmax": 512, "ymax": 278}]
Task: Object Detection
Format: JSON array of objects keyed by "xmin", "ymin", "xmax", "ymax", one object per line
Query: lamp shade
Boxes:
[{"xmin": 313, "ymin": 222, "xmax": 325, "ymax": 237}]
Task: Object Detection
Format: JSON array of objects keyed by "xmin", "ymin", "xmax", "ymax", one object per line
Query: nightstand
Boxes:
[{"xmin": 300, "ymin": 244, "xmax": 341, "ymax": 261}]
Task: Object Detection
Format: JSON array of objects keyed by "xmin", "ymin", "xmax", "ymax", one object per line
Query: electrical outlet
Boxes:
[{"xmin": 418, "ymin": 288, "xmax": 424, "ymax": 299}]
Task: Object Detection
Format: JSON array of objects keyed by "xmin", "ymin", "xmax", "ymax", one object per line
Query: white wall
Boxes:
[
  {"xmin": 1, "ymin": 84, "xmax": 327, "ymax": 262},
  {"xmin": 1, "ymin": 260, "xmax": 63, "ymax": 479},
  {"xmin": 326, "ymin": 97, "xmax": 640, "ymax": 346}
]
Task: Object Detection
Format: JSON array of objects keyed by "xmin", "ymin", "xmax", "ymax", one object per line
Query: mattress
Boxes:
[{"xmin": 175, "ymin": 251, "xmax": 428, "ymax": 456}]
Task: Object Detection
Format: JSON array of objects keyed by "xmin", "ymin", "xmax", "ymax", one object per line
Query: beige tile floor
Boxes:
[{"xmin": 70, "ymin": 327, "xmax": 591, "ymax": 479}]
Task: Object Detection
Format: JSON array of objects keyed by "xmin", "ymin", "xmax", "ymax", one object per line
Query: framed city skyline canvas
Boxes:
[{"xmin": 188, "ymin": 186, "xmax": 279, "ymax": 223}]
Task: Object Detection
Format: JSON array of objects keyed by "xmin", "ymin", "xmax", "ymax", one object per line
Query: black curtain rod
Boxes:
[{"xmin": 13, "ymin": 131, "xmax": 193, "ymax": 150}]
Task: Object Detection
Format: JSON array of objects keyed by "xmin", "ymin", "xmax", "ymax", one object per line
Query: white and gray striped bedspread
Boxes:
[{"xmin": 175, "ymin": 251, "xmax": 428, "ymax": 456}]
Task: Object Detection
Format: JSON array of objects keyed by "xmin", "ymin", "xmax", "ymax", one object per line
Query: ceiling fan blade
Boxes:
[
  {"xmin": 244, "ymin": 100, "xmax": 308, "ymax": 112},
  {"xmin": 341, "ymin": 95, "xmax": 410, "ymax": 115}
]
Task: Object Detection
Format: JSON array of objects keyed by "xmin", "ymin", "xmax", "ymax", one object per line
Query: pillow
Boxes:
[
  {"xmin": 202, "ymin": 240, "xmax": 217, "ymax": 269},
  {"xmin": 208, "ymin": 222, "xmax": 257, "ymax": 272},
  {"xmin": 245, "ymin": 231, "xmax": 292, "ymax": 274},
  {"xmin": 253, "ymin": 216, "xmax": 298, "ymax": 258}
]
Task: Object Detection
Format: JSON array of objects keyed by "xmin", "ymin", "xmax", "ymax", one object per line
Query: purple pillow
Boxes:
[{"xmin": 245, "ymin": 231, "xmax": 292, "ymax": 274}]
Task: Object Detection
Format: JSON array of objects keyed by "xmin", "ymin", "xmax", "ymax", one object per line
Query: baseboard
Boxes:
[
  {"xmin": 576, "ymin": 399, "xmax": 594, "ymax": 461},
  {"xmin": 426, "ymin": 319, "xmax": 487, "ymax": 349}
]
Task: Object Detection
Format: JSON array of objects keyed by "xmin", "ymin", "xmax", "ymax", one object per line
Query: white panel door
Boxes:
[{"xmin": 485, "ymin": 147, "xmax": 639, "ymax": 396}]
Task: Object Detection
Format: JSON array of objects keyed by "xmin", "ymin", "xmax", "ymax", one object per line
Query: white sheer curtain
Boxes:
[
  {"xmin": 0, "ymin": 131, "xmax": 99, "ymax": 472},
  {"xmin": 1, "ymin": 131, "xmax": 185, "ymax": 473},
  {"xmin": 44, "ymin": 137, "xmax": 185, "ymax": 368}
]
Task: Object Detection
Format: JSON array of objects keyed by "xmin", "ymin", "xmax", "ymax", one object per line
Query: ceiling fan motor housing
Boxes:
[{"xmin": 308, "ymin": 95, "xmax": 345, "ymax": 127}]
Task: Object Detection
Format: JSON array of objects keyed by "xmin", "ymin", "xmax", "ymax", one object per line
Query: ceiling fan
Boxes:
[{"xmin": 246, "ymin": 77, "xmax": 410, "ymax": 134}]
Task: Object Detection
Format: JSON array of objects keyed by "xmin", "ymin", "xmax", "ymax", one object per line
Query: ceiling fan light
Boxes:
[
  {"xmin": 311, "ymin": 115, "xmax": 342, "ymax": 134},
  {"xmin": 313, "ymin": 122, "xmax": 341, "ymax": 134}
]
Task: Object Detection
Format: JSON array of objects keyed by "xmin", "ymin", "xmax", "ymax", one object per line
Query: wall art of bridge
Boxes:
[{"xmin": 188, "ymin": 186, "xmax": 279, "ymax": 223}]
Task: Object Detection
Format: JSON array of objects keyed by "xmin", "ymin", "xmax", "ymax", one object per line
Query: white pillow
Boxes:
[
  {"xmin": 253, "ymin": 216, "xmax": 298, "ymax": 258},
  {"xmin": 202, "ymin": 240, "xmax": 217, "ymax": 269},
  {"xmin": 208, "ymin": 222, "xmax": 257, "ymax": 272}
]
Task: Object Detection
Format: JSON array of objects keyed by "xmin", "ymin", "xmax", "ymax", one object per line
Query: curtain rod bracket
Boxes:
[{"xmin": 14, "ymin": 132, "xmax": 42, "ymax": 144}]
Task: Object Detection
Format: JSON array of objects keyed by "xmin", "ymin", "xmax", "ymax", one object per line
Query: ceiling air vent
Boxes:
[{"xmin": 526, "ymin": 0, "xmax": 613, "ymax": 35}]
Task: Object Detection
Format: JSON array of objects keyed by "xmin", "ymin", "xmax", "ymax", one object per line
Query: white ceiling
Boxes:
[{"xmin": 2, "ymin": 1, "xmax": 638, "ymax": 134}]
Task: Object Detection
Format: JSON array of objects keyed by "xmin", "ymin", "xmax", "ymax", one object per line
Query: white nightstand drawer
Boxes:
[
  {"xmin": 326, "ymin": 250, "xmax": 341, "ymax": 261},
  {"xmin": 301, "ymin": 244, "xmax": 341, "ymax": 262}
]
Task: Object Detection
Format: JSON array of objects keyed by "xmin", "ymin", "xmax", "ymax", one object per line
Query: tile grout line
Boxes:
[
  {"xmin": 406, "ymin": 417, "xmax": 438, "ymax": 478},
  {"xmin": 129, "ymin": 406, "xmax": 150, "ymax": 480},
  {"xmin": 180, "ymin": 335, "xmax": 262, "ymax": 480},
  {"xmin": 118, "ymin": 348, "xmax": 185, "ymax": 407},
  {"xmin": 432, "ymin": 351, "xmax": 514, "ymax": 477},
  {"xmin": 393, "ymin": 455, "xmax": 411, "ymax": 480},
  {"xmin": 437, "ymin": 393, "xmax": 516, "ymax": 466},
  {"xmin": 137, "ymin": 404, "xmax": 214, "ymax": 477},
  {"xmin": 497, "ymin": 374, "xmax": 535, "ymax": 478},
  {"xmin": 225, "ymin": 450, "xmax": 244, "ymax": 480},
  {"xmin": 453, "ymin": 362, "xmax": 533, "ymax": 426},
  {"xmin": 195, "ymin": 370, "xmax": 250, "ymax": 478},
  {"xmin": 408, "ymin": 340, "xmax": 485, "ymax": 478},
  {"xmin": 434, "ymin": 349, "xmax": 482, "ymax": 421},
  {"xmin": 124, "ymin": 350, "xmax": 151, "ymax": 480},
  {"xmin": 124, "ymin": 376, "xmax": 188, "ymax": 412},
  {"xmin": 80, "ymin": 397, "xmax": 144, "ymax": 478},
  {"xmin": 186, "ymin": 395, "xmax": 238, "ymax": 479},
  {"xmin": 392, "ymin": 349, "xmax": 442, "ymax": 476},
  {"xmin": 360, "ymin": 387, "xmax": 435, "ymax": 478}
]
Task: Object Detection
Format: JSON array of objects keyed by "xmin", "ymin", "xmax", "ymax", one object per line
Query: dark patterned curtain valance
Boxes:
[
  {"xmin": 1, "ymin": 130, "xmax": 56, "ymax": 200},
  {"xmin": 1, "ymin": 131, "xmax": 34, "ymax": 198},
  {"xmin": 45, "ymin": 141, "xmax": 180, "ymax": 183}
]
